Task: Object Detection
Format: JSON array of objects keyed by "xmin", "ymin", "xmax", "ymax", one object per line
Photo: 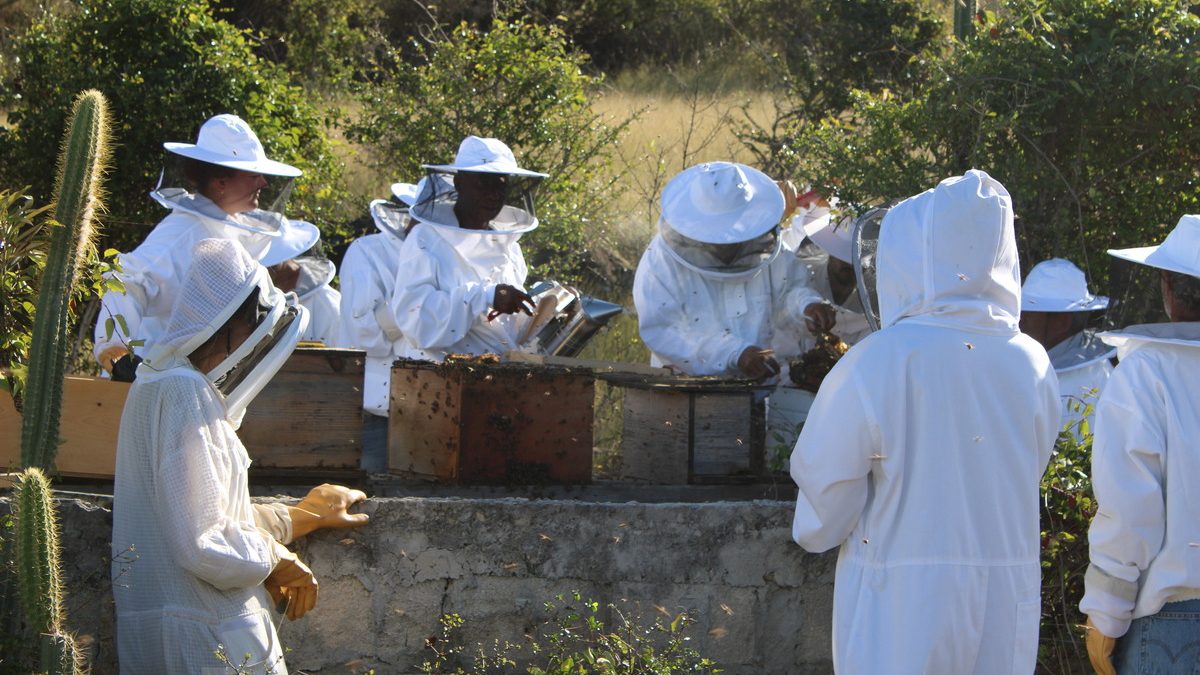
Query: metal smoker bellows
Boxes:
[{"xmin": 525, "ymin": 281, "xmax": 623, "ymax": 356}]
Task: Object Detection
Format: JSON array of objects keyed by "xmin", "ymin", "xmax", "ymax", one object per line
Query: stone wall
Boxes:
[{"xmin": 7, "ymin": 492, "xmax": 836, "ymax": 674}]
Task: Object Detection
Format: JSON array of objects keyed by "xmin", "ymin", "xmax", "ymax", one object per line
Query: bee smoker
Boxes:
[{"xmin": 525, "ymin": 281, "xmax": 623, "ymax": 357}]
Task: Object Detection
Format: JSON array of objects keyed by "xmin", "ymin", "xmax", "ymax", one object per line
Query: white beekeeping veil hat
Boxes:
[
  {"xmin": 146, "ymin": 238, "xmax": 308, "ymax": 421},
  {"xmin": 1021, "ymin": 258, "xmax": 1108, "ymax": 312},
  {"xmin": 657, "ymin": 161, "xmax": 785, "ymax": 277}
]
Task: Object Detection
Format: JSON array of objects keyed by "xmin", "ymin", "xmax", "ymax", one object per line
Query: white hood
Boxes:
[{"xmin": 877, "ymin": 170, "xmax": 1020, "ymax": 334}]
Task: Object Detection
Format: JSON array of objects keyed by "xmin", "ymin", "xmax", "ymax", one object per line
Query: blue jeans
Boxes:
[{"xmin": 1113, "ymin": 599, "xmax": 1200, "ymax": 674}]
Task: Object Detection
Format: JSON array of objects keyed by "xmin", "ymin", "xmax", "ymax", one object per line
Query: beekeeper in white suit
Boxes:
[
  {"xmin": 94, "ymin": 113, "xmax": 303, "ymax": 381},
  {"xmin": 789, "ymin": 170, "xmax": 1060, "ymax": 674},
  {"xmin": 339, "ymin": 181, "xmax": 422, "ymax": 470},
  {"xmin": 260, "ymin": 216, "xmax": 343, "ymax": 346},
  {"xmin": 111, "ymin": 238, "xmax": 369, "ymax": 674},
  {"xmin": 389, "ymin": 137, "xmax": 544, "ymax": 361},
  {"xmin": 1019, "ymin": 258, "xmax": 1113, "ymax": 433},
  {"xmin": 789, "ymin": 204, "xmax": 873, "ymax": 351},
  {"xmin": 1080, "ymin": 214, "xmax": 1200, "ymax": 675},
  {"xmin": 633, "ymin": 161, "xmax": 831, "ymax": 380}
]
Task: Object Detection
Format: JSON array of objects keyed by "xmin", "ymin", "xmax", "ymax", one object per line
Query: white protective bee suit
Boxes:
[
  {"xmin": 392, "ymin": 215, "xmax": 533, "ymax": 360},
  {"xmin": 1079, "ymin": 321, "xmax": 1200, "ymax": 638},
  {"xmin": 93, "ymin": 114, "xmax": 302, "ymax": 368},
  {"xmin": 389, "ymin": 141, "xmax": 545, "ymax": 362},
  {"xmin": 112, "ymin": 238, "xmax": 307, "ymax": 674},
  {"xmin": 260, "ymin": 217, "xmax": 342, "ymax": 347},
  {"xmin": 633, "ymin": 162, "xmax": 823, "ymax": 377},
  {"xmin": 290, "ymin": 256, "xmax": 341, "ymax": 346},
  {"xmin": 1080, "ymin": 214, "xmax": 1200, "ymax": 643},
  {"xmin": 789, "ymin": 170, "xmax": 1060, "ymax": 674},
  {"xmin": 788, "ymin": 207, "xmax": 874, "ymax": 352},
  {"xmin": 339, "ymin": 192, "xmax": 414, "ymax": 415},
  {"xmin": 93, "ymin": 192, "xmax": 283, "ymax": 362}
]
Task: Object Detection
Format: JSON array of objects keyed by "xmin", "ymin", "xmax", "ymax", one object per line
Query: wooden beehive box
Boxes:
[
  {"xmin": 238, "ymin": 348, "xmax": 364, "ymax": 475},
  {"xmin": 0, "ymin": 376, "xmax": 130, "ymax": 478},
  {"xmin": 1, "ymin": 348, "xmax": 364, "ymax": 479},
  {"xmin": 608, "ymin": 374, "xmax": 768, "ymax": 484},
  {"xmin": 388, "ymin": 358, "xmax": 594, "ymax": 484}
]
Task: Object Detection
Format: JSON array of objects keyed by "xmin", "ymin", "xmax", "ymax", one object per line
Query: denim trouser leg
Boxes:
[{"xmin": 1112, "ymin": 598, "xmax": 1200, "ymax": 674}]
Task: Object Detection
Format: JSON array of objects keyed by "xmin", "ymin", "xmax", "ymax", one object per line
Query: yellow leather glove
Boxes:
[
  {"xmin": 1085, "ymin": 617, "xmax": 1117, "ymax": 675},
  {"xmin": 265, "ymin": 542, "xmax": 318, "ymax": 621},
  {"xmin": 289, "ymin": 484, "xmax": 369, "ymax": 539}
]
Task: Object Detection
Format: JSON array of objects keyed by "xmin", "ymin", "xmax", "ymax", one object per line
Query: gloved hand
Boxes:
[
  {"xmin": 489, "ymin": 284, "xmax": 535, "ymax": 320},
  {"xmin": 290, "ymin": 484, "xmax": 370, "ymax": 539},
  {"xmin": 804, "ymin": 302, "xmax": 837, "ymax": 333},
  {"xmin": 1085, "ymin": 617, "xmax": 1117, "ymax": 675},
  {"xmin": 265, "ymin": 542, "xmax": 318, "ymax": 621},
  {"xmin": 737, "ymin": 346, "xmax": 780, "ymax": 381},
  {"xmin": 110, "ymin": 353, "xmax": 143, "ymax": 383}
]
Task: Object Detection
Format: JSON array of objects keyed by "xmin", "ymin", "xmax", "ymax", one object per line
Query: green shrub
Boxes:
[
  {"xmin": 212, "ymin": 0, "xmax": 384, "ymax": 90},
  {"xmin": 783, "ymin": 0, "xmax": 1200, "ymax": 279},
  {"xmin": 420, "ymin": 592, "xmax": 721, "ymax": 674},
  {"xmin": 0, "ymin": 0, "xmax": 350, "ymax": 256},
  {"xmin": 0, "ymin": 189, "xmax": 53, "ymax": 397},
  {"xmin": 349, "ymin": 17, "xmax": 633, "ymax": 287},
  {"xmin": 1038, "ymin": 403, "xmax": 1097, "ymax": 674}
]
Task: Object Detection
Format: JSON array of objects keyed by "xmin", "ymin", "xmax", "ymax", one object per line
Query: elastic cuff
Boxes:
[{"xmin": 1088, "ymin": 612, "xmax": 1130, "ymax": 640}]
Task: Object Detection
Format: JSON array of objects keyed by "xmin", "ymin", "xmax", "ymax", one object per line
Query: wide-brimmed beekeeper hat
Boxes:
[
  {"xmin": 801, "ymin": 212, "xmax": 854, "ymax": 263},
  {"xmin": 163, "ymin": 114, "xmax": 301, "ymax": 178},
  {"xmin": 1020, "ymin": 258, "xmax": 1108, "ymax": 312},
  {"xmin": 259, "ymin": 218, "xmax": 320, "ymax": 267},
  {"xmin": 660, "ymin": 162, "xmax": 784, "ymax": 245},
  {"xmin": 1109, "ymin": 214, "xmax": 1200, "ymax": 277},
  {"xmin": 423, "ymin": 136, "xmax": 547, "ymax": 178}
]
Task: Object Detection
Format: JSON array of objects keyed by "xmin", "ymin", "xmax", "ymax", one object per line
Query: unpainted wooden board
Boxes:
[{"xmin": 619, "ymin": 387, "xmax": 690, "ymax": 484}]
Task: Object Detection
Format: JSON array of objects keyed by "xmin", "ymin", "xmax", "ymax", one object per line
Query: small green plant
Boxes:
[
  {"xmin": 1038, "ymin": 398, "xmax": 1098, "ymax": 675},
  {"xmin": 420, "ymin": 592, "xmax": 721, "ymax": 674},
  {"xmin": 0, "ymin": 188, "xmax": 53, "ymax": 402}
]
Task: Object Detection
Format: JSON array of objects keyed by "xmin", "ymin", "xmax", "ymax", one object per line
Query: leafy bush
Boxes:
[
  {"xmin": 420, "ymin": 592, "xmax": 720, "ymax": 674},
  {"xmin": 1038, "ymin": 403, "xmax": 1097, "ymax": 674},
  {"xmin": 0, "ymin": 0, "xmax": 350, "ymax": 256},
  {"xmin": 0, "ymin": 189, "xmax": 52, "ymax": 395},
  {"xmin": 349, "ymin": 17, "xmax": 633, "ymax": 287},
  {"xmin": 212, "ymin": 0, "xmax": 384, "ymax": 89},
  {"xmin": 783, "ymin": 0, "xmax": 1200, "ymax": 278}
]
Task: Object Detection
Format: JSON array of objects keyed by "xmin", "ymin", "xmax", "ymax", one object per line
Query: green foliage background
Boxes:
[
  {"xmin": 0, "ymin": 0, "xmax": 350, "ymax": 256},
  {"xmin": 348, "ymin": 18, "xmax": 632, "ymax": 288},
  {"xmin": 787, "ymin": 0, "xmax": 1200, "ymax": 281}
]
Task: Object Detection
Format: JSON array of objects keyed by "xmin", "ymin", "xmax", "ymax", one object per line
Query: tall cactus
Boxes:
[
  {"xmin": 20, "ymin": 89, "xmax": 111, "ymax": 469},
  {"xmin": 13, "ymin": 468, "xmax": 80, "ymax": 674},
  {"xmin": 13, "ymin": 468, "xmax": 64, "ymax": 636}
]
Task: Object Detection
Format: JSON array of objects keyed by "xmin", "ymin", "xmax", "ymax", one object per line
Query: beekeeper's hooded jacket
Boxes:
[
  {"xmin": 790, "ymin": 170, "xmax": 1060, "ymax": 674},
  {"xmin": 389, "ymin": 217, "xmax": 532, "ymax": 361},
  {"xmin": 93, "ymin": 194, "xmax": 279, "ymax": 363},
  {"xmin": 1079, "ymin": 322, "xmax": 1200, "ymax": 638}
]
